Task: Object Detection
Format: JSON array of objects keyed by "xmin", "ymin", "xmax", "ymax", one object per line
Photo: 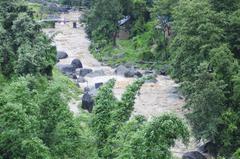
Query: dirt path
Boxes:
[{"xmin": 44, "ymin": 11, "xmax": 196, "ymax": 158}]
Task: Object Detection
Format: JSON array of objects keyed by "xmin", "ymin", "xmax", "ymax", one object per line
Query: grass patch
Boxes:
[{"xmin": 91, "ymin": 21, "xmax": 167, "ymax": 70}]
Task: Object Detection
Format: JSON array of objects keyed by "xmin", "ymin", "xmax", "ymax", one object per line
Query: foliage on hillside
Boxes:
[
  {"xmin": 0, "ymin": 1, "xmax": 96, "ymax": 158},
  {"xmin": 85, "ymin": 0, "xmax": 240, "ymax": 158},
  {"xmin": 0, "ymin": 0, "xmax": 56, "ymax": 77}
]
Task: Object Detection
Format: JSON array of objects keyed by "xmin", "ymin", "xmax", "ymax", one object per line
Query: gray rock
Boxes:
[
  {"xmin": 71, "ymin": 59, "xmax": 83, "ymax": 69},
  {"xmin": 159, "ymin": 65, "xmax": 170, "ymax": 76},
  {"xmin": 86, "ymin": 70, "xmax": 105, "ymax": 77},
  {"xmin": 95, "ymin": 82, "xmax": 103, "ymax": 89},
  {"xmin": 57, "ymin": 51, "xmax": 68, "ymax": 60},
  {"xmin": 84, "ymin": 86, "xmax": 98, "ymax": 97},
  {"xmin": 134, "ymin": 71, "xmax": 143, "ymax": 78},
  {"xmin": 198, "ymin": 142, "xmax": 218, "ymax": 157},
  {"xmin": 82, "ymin": 92, "xmax": 94, "ymax": 113},
  {"xmin": 77, "ymin": 77, "xmax": 86, "ymax": 83},
  {"xmin": 71, "ymin": 74, "xmax": 78, "ymax": 79},
  {"xmin": 115, "ymin": 65, "xmax": 129, "ymax": 76},
  {"xmin": 124, "ymin": 68, "xmax": 136, "ymax": 78},
  {"xmin": 57, "ymin": 64, "xmax": 75, "ymax": 75},
  {"xmin": 182, "ymin": 151, "xmax": 206, "ymax": 159},
  {"xmin": 84, "ymin": 87, "xmax": 90, "ymax": 92},
  {"xmin": 79, "ymin": 68, "xmax": 93, "ymax": 77}
]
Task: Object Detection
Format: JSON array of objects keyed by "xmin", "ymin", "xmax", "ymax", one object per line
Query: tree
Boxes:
[
  {"xmin": 209, "ymin": 0, "xmax": 240, "ymax": 13},
  {"xmin": 0, "ymin": 75, "xmax": 92, "ymax": 158},
  {"xmin": 170, "ymin": 0, "xmax": 224, "ymax": 81},
  {"xmin": 0, "ymin": 0, "xmax": 56, "ymax": 77},
  {"xmin": 227, "ymin": 9, "xmax": 240, "ymax": 58},
  {"xmin": 113, "ymin": 114, "xmax": 189, "ymax": 159},
  {"xmin": 92, "ymin": 78, "xmax": 145, "ymax": 158},
  {"xmin": 152, "ymin": 0, "xmax": 178, "ymax": 17},
  {"xmin": 86, "ymin": 0, "xmax": 122, "ymax": 46},
  {"xmin": 0, "ymin": 77, "xmax": 47, "ymax": 158}
]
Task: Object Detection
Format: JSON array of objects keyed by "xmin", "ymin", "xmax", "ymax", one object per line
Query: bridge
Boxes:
[
  {"xmin": 38, "ymin": 18, "xmax": 77, "ymax": 23},
  {"xmin": 38, "ymin": 18, "xmax": 78, "ymax": 28}
]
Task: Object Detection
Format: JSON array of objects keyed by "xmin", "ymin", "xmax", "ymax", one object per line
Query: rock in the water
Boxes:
[
  {"xmin": 134, "ymin": 71, "xmax": 143, "ymax": 78},
  {"xmin": 124, "ymin": 68, "xmax": 136, "ymax": 78},
  {"xmin": 71, "ymin": 59, "xmax": 83, "ymax": 69},
  {"xmin": 84, "ymin": 87, "xmax": 98, "ymax": 97},
  {"xmin": 115, "ymin": 65, "xmax": 139, "ymax": 78},
  {"xmin": 159, "ymin": 65, "xmax": 169, "ymax": 76},
  {"xmin": 79, "ymin": 68, "xmax": 93, "ymax": 77},
  {"xmin": 57, "ymin": 64, "xmax": 75, "ymax": 75},
  {"xmin": 71, "ymin": 74, "xmax": 77, "ymax": 79},
  {"xmin": 82, "ymin": 93, "xmax": 94, "ymax": 113},
  {"xmin": 182, "ymin": 151, "xmax": 206, "ymax": 159},
  {"xmin": 198, "ymin": 142, "xmax": 218, "ymax": 157},
  {"xmin": 57, "ymin": 51, "xmax": 68, "ymax": 60},
  {"xmin": 84, "ymin": 87, "xmax": 90, "ymax": 93},
  {"xmin": 115, "ymin": 65, "xmax": 129, "ymax": 76},
  {"xmin": 77, "ymin": 77, "xmax": 86, "ymax": 83},
  {"xmin": 95, "ymin": 82, "xmax": 103, "ymax": 89},
  {"xmin": 86, "ymin": 70, "xmax": 105, "ymax": 77}
]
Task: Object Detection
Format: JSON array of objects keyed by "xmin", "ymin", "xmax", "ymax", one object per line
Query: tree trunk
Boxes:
[{"xmin": 113, "ymin": 32, "xmax": 118, "ymax": 46}]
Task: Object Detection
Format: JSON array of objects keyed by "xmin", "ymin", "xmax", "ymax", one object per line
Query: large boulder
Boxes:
[
  {"xmin": 86, "ymin": 70, "xmax": 105, "ymax": 77},
  {"xmin": 124, "ymin": 67, "xmax": 136, "ymax": 78},
  {"xmin": 198, "ymin": 142, "xmax": 218, "ymax": 157},
  {"xmin": 57, "ymin": 51, "xmax": 68, "ymax": 60},
  {"xmin": 82, "ymin": 92, "xmax": 94, "ymax": 113},
  {"xmin": 95, "ymin": 82, "xmax": 103, "ymax": 89},
  {"xmin": 71, "ymin": 74, "xmax": 77, "ymax": 79},
  {"xmin": 79, "ymin": 68, "xmax": 93, "ymax": 77},
  {"xmin": 57, "ymin": 64, "xmax": 75, "ymax": 75},
  {"xmin": 134, "ymin": 71, "xmax": 143, "ymax": 78},
  {"xmin": 84, "ymin": 87, "xmax": 95, "ymax": 96},
  {"xmin": 182, "ymin": 151, "xmax": 206, "ymax": 159},
  {"xmin": 115, "ymin": 65, "xmax": 140, "ymax": 78},
  {"xmin": 71, "ymin": 59, "xmax": 83, "ymax": 69},
  {"xmin": 115, "ymin": 65, "xmax": 129, "ymax": 76}
]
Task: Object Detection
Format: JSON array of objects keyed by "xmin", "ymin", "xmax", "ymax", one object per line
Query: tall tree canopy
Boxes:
[
  {"xmin": 86, "ymin": 0, "xmax": 122, "ymax": 46},
  {"xmin": 0, "ymin": 0, "xmax": 56, "ymax": 77}
]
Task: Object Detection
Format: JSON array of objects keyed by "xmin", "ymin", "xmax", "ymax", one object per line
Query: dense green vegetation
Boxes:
[
  {"xmin": 0, "ymin": 1, "xmax": 94, "ymax": 158},
  {"xmin": 85, "ymin": 0, "xmax": 240, "ymax": 158}
]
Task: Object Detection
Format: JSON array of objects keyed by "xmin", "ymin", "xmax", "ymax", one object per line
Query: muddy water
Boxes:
[{"xmin": 44, "ymin": 11, "xmax": 196, "ymax": 158}]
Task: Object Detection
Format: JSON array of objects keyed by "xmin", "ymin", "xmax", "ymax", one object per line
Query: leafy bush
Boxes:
[{"xmin": 91, "ymin": 77, "xmax": 189, "ymax": 158}]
